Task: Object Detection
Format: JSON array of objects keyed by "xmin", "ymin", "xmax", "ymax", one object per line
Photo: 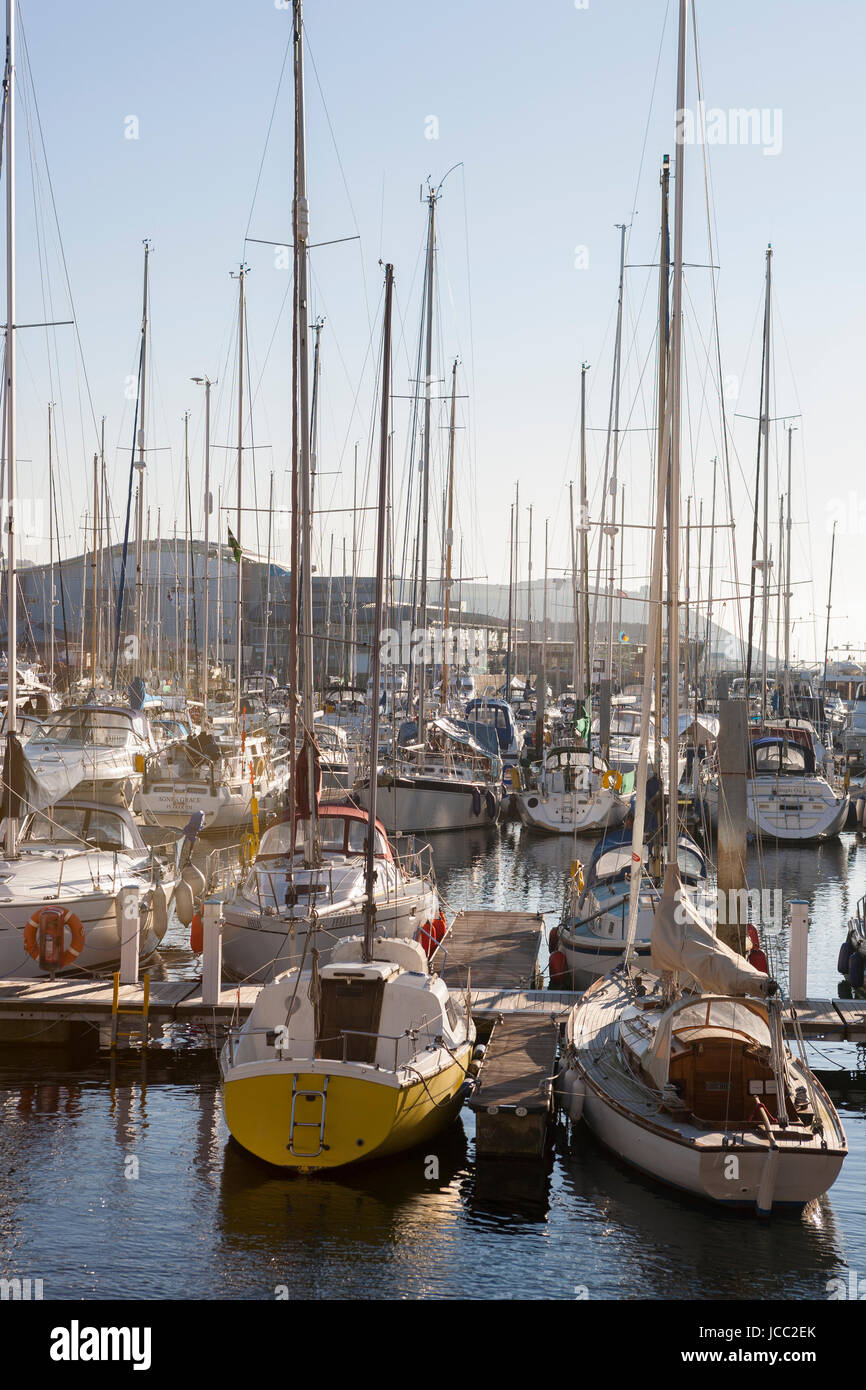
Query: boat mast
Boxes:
[
  {"xmin": 48, "ymin": 402, "xmax": 54, "ymax": 691},
  {"xmin": 441, "ymin": 358, "xmax": 457, "ymax": 706},
  {"xmin": 579, "ymin": 362, "xmax": 590, "ymax": 702},
  {"xmin": 4, "ymin": 0, "xmax": 16, "ymax": 856},
  {"xmin": 417, "ymin": 187, "xmax": 436, "ymax": 740},
  {"xmin": 363, "ymin": 264, "xmax": 394, "ymax": 963},
  {"xmin": 822, "ymin": 521, "xmax": 836, "ymax": 707},
  {"xmin": 759, "ymin": 246, "xmax": 772, "ymax": 720},
  {"xmin": 90, "ymin": 453, "xmax": 99, "ymax": 682},
  {"xmin": 263, "ymin": 470, "xmax": 273, "ymax": 679},
  {"xmin": 606, "ymin": 224, "xmax": 627, "ymax": 686},
  {"xmin": 655, "ymin": 154, "xmax": 670, "ymax": 796},
  {"xmin": 665, "ymin": 0, "xmax": 687, "ymax": 870},
  {"xmin": 232, "ymin": 263, "xmax": 246, "ymax": 720},
  {"xmin": 183, "ymin": 409, "xmax": 190, "ymax": 693},
  {"xmin": 155, "ymin": 507, "xmax": 161, "ymax": 680},
  {"xmin": 133, "ymin": 241, "xmax": 149, "ymax": 671},
  {"xmin": 192, "ymin": 374, "xmax": 214, "ymax": 708},
  {"xmin": 783, "ymin": 421, "xmax": 795, "ymax": 714},
  {"xmin": 294, "ymin": 0, "xmax": 318, "ymax": 865},
  {"xmin": 505, "ymin": 500, "xmax": 514, "ymax": 696}
]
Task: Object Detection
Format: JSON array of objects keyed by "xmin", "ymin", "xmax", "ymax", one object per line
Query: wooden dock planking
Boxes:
[
  {"xmin": 437, "ymin": 910, "xmax": 545, "ymax": 990},
  {"xmin": 786, "ymin": 1000, "xmax": 848, "ymax": 1039},
  {"xmin": 469, "ymin": 1014, "xmax": 560, "ymax": 1158}
]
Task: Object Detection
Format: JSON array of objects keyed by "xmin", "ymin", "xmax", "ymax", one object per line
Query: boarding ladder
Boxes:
[
  {"xmin": 288, "ymin": 1073, "xmax": 329, "ymax": 1157},
  {"xmin": 110, "ymin": 971, "xmax": 150, "ymax": 1050}
]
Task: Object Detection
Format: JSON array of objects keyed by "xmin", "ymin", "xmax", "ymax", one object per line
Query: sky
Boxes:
[{"xmin": 6, "ymin": 0, "xmax": 866, "ymax": 669}]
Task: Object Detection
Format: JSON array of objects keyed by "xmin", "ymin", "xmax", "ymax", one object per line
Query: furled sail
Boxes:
[
  {"xmin": 1, "ymin": 732, "xmax": 85, "ymax": 820},
  {"xmin": 651, "ymin": 866, "xmax": 773, "ymax": 998}
]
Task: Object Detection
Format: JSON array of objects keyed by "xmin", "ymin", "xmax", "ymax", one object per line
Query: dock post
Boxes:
[
  {"xmin": 202, "ymin": 904, "xmax": 223, "ymax": 1006},
  {"xmin": 789, "ymin": 900, "xmax": 809, "ymax": 1000},
  {"xmin": 117, "ymin": 885, "xmax": 141, "ymax": 985}
]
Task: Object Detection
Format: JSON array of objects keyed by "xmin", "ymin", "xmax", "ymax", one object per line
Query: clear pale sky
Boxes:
[{"xmin": 8, "ymin": 0, "xmax": 866, "ymax": 668}]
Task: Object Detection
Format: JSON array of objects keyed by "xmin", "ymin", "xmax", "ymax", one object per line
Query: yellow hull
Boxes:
[{"xmin": 224, "ymin": 1050, "xmax": 471, "ymax": 1172}]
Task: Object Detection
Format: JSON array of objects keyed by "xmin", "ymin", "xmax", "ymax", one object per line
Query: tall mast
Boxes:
[
  {"xmin": 705, "ymin": 456, "xmax": 717, "ymax": 703},
  {"xmin": 579, "ymin": 362, "xmax": 590, "ymax": 700},
  {"xmin": 294, "ymin": 0, "xmax": 318, "ymax": 865},
  {"xmin": 441, "ymin": 358, "xmax": 457, "ymax": 706},
  {"xmin": 133, "ymin": 241, "xmax": 150, "ymax": 669},
  {"xmin": 759, "ymin": 245, "xmax": 772, "ymax": 719},
  {"xmin": 90, "ymin": 453, "xmax": 99, "ymax": 682},
  {"xmin": 363, "ymin": 263, "xmax": 394, "ymax": 962},
  {"xmin": 192, "ymin": 375, "xmax": 214, "ymax": 708},
  {"xmin": 155, "ymin": 507, "xmax": 161, "ymax": 680},
  {"xmin": 4, "ymin": 0, "xmax": 17, "ymax": 856},
  {"xmin": 309, "ymin": 317, "xmax": 324, "ymax": 684},
  {"xmin": 655, "ymin": 154, "xmax": 670, "ymax": 791},
  {"xmin": 783, "ymin": 421, "xmax": 794, "ymax": 713},
  {"xmin": 233, "ymin": 263, "xmax": 246, "ymax": 720},
  {"xmin": 537, "ymin": 519, "xmax": 548, "ymax": 755},
  {"xmin": 505, "ymin": 501, "xmax": 514, "ymax": 695},
  {"xmin": 349, "ymin": 441, "xmax": 358, "ymax": 684},
  {"xmin": 183, "ymin": 409, "xmax": 190, "ymax": 693},
  {"xmin": 417, "ymin": 187, "xmax": 436, "ymax": 739},
  {"xmin": 527, "ymin": 504, "xmax": 533, "ymax": 683},
  {"xmin": 606, "ymin": 224, "xmax": 627, "ymax": 685},
  {"xmin": 48, "ymin": 403, "xmax": 55, "ymax": 691},
  {"xmin": 822, "ymin": 522, "xmax": 836, "ymax": 706},
  {"xmin": 263, "ymin": 470, "xmax": 274, "ymax": 678},
  {"xmin": 665, "ymin": 0, "xmax": 687, "ymax": 869}
]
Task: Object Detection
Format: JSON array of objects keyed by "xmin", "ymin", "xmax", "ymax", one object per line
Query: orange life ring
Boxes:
[{"xmin": 23, "ymin": 907, "xmax": 86, "ymax": 969}]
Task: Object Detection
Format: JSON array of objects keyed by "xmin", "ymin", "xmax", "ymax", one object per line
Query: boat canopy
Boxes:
[
  {"xmin": 749, "ymin": 736, "xmax": 814, "ymax": 776},
  {"xmin": 643, "ymin": 994, "xmax": 772, "ymax": 1090}
]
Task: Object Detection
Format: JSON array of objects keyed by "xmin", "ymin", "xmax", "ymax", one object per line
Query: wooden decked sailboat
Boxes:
[{"xmin": 557, "ymin": 0, "xmax": 847, "ymax": 1216}]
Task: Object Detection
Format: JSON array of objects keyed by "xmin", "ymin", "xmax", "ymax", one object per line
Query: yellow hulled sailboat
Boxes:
[{"xmin": 220, "ymin": 934, "xmax": 474, "ymax": 1171}]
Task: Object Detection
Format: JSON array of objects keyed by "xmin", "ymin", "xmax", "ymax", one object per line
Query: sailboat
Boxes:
[
  {"xmin": 557, "ymin": 0, "xmax": 847, "ymax": 1216},
  {"xmin": 696, "ymin": 250, "xmax": 847, "ymax": 844},
  {"xmin": 221, "ymin": 166, "xmax": 473, "ymax": 1168}
]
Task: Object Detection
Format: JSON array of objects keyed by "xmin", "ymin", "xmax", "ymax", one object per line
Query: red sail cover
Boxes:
[{"xmin": 295, "ymin": 737, "xmax": 322, "ymax": 819}]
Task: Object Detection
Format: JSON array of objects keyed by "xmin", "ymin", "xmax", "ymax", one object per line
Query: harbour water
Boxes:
[{"xmin": 1, "ymin": 822, "xmax": 864, "ymax": 1302}]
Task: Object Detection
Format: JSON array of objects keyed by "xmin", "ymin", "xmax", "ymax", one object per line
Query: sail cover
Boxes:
[
  {"xmin": 1, "ymin": 732, "xmax": 86, "ymax": 821},
  {"xmin": 650, "ymin": 866, "xmax": 773, "ymax": 998}
]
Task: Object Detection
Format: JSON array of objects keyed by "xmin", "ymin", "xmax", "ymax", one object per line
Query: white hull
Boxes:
[
  {"xmin": 355, "ymin": 776, "xmax": 500, "ymax": 834},
  {"xmin": 140, "ymin": 772, "xmax": 288, "ymax": 830},
  {"xmin": 0, "ymin": 889, "xmax": 167, "ymax": 977},
  {"xmin": 516, "ymin": 787, "xmax": 629, "ymax": 835},
  {"xmin": 700, "ymin": 776, "xmax": 848, "ymax": 843},
  {"xmin": 220, "ymin": 884, "xmax": 439, "ymax": 983}
]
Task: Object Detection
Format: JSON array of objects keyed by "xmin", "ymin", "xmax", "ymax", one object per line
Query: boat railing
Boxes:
[{"xmin": 226, "ymin": 1024, "xmax": 426, "ymax": 1071}]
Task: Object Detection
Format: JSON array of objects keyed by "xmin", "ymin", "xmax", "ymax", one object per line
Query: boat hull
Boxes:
[
  {"xmin": 223, "ymin": 1052, "xmax": 470, "ymax": 1171},
  {"xmin": 220, "ymin": 887, "xmax": 439, "ymax": 983},
  {"xmin": 355, "ymin": 777, "xmax": 500, "ymax": 834}
]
